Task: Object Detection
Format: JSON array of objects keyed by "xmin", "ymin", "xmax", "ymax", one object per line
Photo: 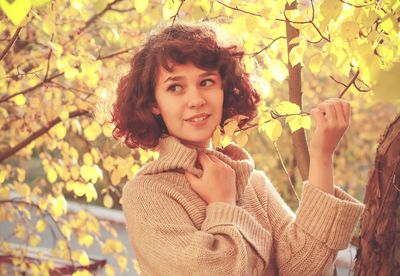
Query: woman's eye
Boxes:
[
  {"xmin": 200, "ymin": 79, "xmax": 215, "ymax": 87},
  {"xmin": 167, "ymin": 84, "xmax": 182, "ymax": 92}
]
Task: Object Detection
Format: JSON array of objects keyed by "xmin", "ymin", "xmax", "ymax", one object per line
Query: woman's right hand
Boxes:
[{"xmin": 185, "ymin": 152, "xmax": 237, "ymax": 205}]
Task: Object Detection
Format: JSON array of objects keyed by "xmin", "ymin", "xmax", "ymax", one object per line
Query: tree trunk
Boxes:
[
  {"xmin": 354, "ymin": 114, "xmax": 400, "ymax": 275},
  {"xmin": 284, "ymin": 2, "xmax": 310, "ymax": 182}
]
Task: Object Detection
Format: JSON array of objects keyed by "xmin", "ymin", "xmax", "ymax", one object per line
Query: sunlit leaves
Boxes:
[
  {"xmin": 84, "ymin": 121, "xmax": 102, "ymax": 141},
  {"xmin": 14, "ymin": 94, "xmax": 26, "ymax": 106},
  {"xmin": 103, "ymin": 194, "xmax": 113, "ymax": 208},
  {"xmin": 264, "ymin": 119, "xmax": 282, "ymax": 142},
  {"xmin": 372, "ymin": 62, "xmax": 400, "ymax": 102},
  {"xmin": 46, "ymin": 168, "xmax": 57, "ymax": 183},
  {"xmin": 267, "ymin": 59, "xmax": 288, "ymax": 83},
  {"xmin": 162, "ymin": 0, "xmax": 181, "ymax": 20},
  {"xmin": 289, "ymin": 42, "xmax": 307, "ymax": 67},
  {"xmin": 102, "ymin": 239, "xmax": 125, "ymax": 254},
  {"xmin": 72, "ymin": 250, "xmax": 90, "ymax": 266},
  {"xmin": 36, "ymin": 219, "xmax": 46, "ymax": 233},
  {"xmin": 135, "ymin": 0, "xmax": 148, "ymax": 14},
  {"xmin": 319, "ymin": 0, "xmax": 342, "ymax": 24},
  {"xmin": 0, "ymin": 0, "xmax": 31, "ymax": 26}
]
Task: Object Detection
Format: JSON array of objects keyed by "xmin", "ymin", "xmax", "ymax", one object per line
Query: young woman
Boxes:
[{"xmin": 112, "ymin": 23, "xmax": 364, "ymax": 275}]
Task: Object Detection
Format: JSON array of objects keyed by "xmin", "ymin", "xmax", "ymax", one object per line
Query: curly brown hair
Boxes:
[{"xmin": 111, "ymin": 23, "xmax": 260, "ymax": 150}]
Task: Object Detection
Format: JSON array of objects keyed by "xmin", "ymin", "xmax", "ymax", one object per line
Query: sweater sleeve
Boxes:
[
  {"xmin": 251, "ymin": 170, "xmax": 365, "ymax": 276},
  {"xmin": 122, "ymin": 176, "xmax": 273, "ymax": 276}
]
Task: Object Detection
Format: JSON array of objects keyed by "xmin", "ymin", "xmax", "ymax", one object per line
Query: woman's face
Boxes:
[{"xmin": 151, "ymin": 62, "xmax": 224, "ymax": 148}]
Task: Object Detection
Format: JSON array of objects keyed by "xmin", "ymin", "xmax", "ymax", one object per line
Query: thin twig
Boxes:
[
  {"xmin": 274, "ymin": 142, "xmax": 300, "ymax": 202},
  {"xmin": 171, "ymin": 0, "xmax": 186, "ymax": 27},
  {"xmin": 0, "ymin": 198, "xmax": 75, "ymax": 270},
  {"xmin": 249, "ymin": 36, "xmax": 286, "ymax": 57},
  {"xmin": 0, "ymin": 27, "xmax": 22, "ymax": 61},
  {"xmin": 216, "ymin": 1, "xmax": 261, "ymax": 17},
  {"xmin": 338, "ymin": 70, "xmax": 360, "ymax": 98}
]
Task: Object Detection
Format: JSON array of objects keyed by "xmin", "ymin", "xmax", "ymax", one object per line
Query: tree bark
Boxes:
[
  {"xmin": 354, "ymin": 114, "xmax": 400, "ymax": 275},
  {"xmin": 284, "ymin": 2, "xmax": 310, "ymax": 182}
]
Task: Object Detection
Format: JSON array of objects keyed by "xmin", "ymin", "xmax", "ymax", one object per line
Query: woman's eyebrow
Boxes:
[{"xmin": 163, "ymin": 71, "xmax": 218, "ymax": 84}]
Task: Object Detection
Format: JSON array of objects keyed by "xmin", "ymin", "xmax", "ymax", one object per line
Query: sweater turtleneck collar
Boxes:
[{"xmin": 137, "ymin": 135, "xmax": 255, "ymax": 201}]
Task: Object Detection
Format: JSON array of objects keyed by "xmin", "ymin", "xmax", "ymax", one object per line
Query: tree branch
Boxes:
[
  {"xmin": 0, "ymin": 109, "xmax": 90, "ymax": 163},
  {"xmin": 249, "ymin": 36, "xmax": 286, "ymax": 57},
  {"xmin": 0, "ymin": 198, "xmax": 75, "ymax": 270},
  {"xmin": 171, "ymin": 0, "xmax": 186, "ymax": 27},
  {"xmin": 0, "ymin": 27, "xmax": 22, "ymax": 61},
  {"xmin": 338, "ymin": 70, "xmax": 360, "ymax": 98}
]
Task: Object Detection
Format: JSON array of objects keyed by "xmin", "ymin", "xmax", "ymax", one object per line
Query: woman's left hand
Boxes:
[{"xmin": 309, "ymin": 98, "xmax": 351, "ymax": 157}]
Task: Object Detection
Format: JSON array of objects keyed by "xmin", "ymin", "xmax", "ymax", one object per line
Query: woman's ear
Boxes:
[{"xmin": 150, "ymin": 103, "xmax": 161, "ymax": 115}]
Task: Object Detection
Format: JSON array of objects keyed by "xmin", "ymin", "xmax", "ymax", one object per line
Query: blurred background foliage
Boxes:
[{"xmin": 0, "ymin": 0, "xmax": 399, "ymax": 274}]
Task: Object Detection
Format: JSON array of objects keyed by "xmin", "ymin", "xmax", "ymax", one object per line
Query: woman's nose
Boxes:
[{"xmin": 187, "ymin": 87, "xmax": 206, "ymax": 108}]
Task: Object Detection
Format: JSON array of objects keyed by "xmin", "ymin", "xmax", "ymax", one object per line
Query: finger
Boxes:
[
  {"xmin": 208, "ymin": 154, "xmax": 223, "ymax": 164},
  {"xmin": 326, "ymin": 99, "xmax": 346, "ymax": 125},
  {"xmin": 310, "ymin": 108, "xmax": 326, "ymax": 128},
  {"xmin": 185, "ymin": 171, "xmax": 198, "ymax": 184},
  {"xmin": 341, "ymin": 101, "xmax": 351, "ymax": 124},
  {"xmin": 197, "ymin": 151, "xmax": 214, "ymax": 170},
  {"xmin": 318, "ymin": 102, "xmax": 337, "ymax": 124}
]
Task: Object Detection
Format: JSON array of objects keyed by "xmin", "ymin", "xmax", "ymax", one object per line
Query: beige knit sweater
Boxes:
[{"xmin": 121, "ymin": 135, "xmax": 365, "ymax": 276}]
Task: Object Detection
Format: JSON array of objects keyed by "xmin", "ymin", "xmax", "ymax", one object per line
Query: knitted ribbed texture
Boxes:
[{"xmin": 122, "ymin": 135, "xmax": 365, "ymax": 275}]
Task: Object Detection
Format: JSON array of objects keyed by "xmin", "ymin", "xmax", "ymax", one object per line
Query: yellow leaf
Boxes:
[
  {"xmin": 29, "ymin": 234, "xmax": 41, "ymax": 246},
  {"xmin": 111, "ymin": 169, "xmax": 123, "ymax": 186},
  {"xmin": 0, "ymin": 185, "xmax": 10, "ymax": 198},
  {"xmin": 64, "ymin": 67, "xmax": 79, "ymax": 81},
  {"xmin": 31, "ymin": 0, "xmax": 51, "ymax": 8},
  {"xmin": 80, "ymin": 165, "xmax": 97, "ymax": 182},
  {"xmin": 105, "ymin": 264, "xmax": 115, "ymax": 276},
  {"xmin": 320, "ymin": 0, "xmax": 342, "ymax": 21},
  {"xmin": 235, "ymin": 132, "xmax": 248, "ymax": 148},
  {"xmin": 74, "ymin": 182, "xmax": 86, "ymax": 197},
  {"xmin": 84, "ymin": 121, "xmax": 102, "ymax": 141},
  {"xmin": 162, "ymin": 0, "xmax": 181, "ymax": 20},
  {"xmin": 72, "ymin": 250, "xmax": 90, "ymax": 266},
  {"xmin": 17, "ymin": 168, "xmax": 26, "ymax": 182},
  {"xmin": 264, "ymin": 119, "xmax": 282, "ymax": 142},
  {"xmin": 47, "ymin": 168, "xmax": 57, "ymax": 183},
  {"xmin": 0, "ymin": 0, "xmax": 31, "ymax": 26},
  {"xmin": 212, "ymin": 126, "xmax": 221, "ymax": 148},
  {"xmin": 268, "ymin": 59, "xmax": 288, "ymax": 83},
  {"xmin": 103, "ymin": 194, "xmax": 113, "ymax": 209},
  {"xmin": 102, "ymin": 239, "xmax": 124, "ymax": 254},
  {"xmin": 14, "ymin": 94, "xmax": 26, "ymax": 106},
  {"xmin": 85, "ymin": 183, "xmax": 97, "ymax": 203},
  {"xmin": 340, "ymin": 21, "xmax": 360, "ymax": 40},
  {"xmin": 221, "ymin": 135, "xmax": 231, "ymax": 148},
  {"xmin": 116, "ymin": 256, "xmax": 128, "ymax": 272},
  {"xmin": 223, "ymin": 119, "xmax": 238, "ymax": 138},
  {"xmin": 78, "ymin": 234, "xmax": 93, "ymax": 247},
  {"xmin": 133, "ymin": 259, "xmax": 142, "ymax": 274},
  {"xmin": 103, "ymin": 156, "xmax": 115, "ymax": 171},
  {"xmin": 53, "ymin": 124, "xmax": 66, "ymax": 140},
  {"xmin": 286, "ymin": 115, "xmax": 302, "ymax": 133},
  {"xmin": 102, "ymin": 123, "xmax": 113, "ymax": 137},
  {"xmin": 308, "ymin": 53, "xmax": 322, "ymax": 74},
  {"xmin": 301, "ymin": 115, "xmax": 311, "ymax": 129},
  {"xmin": 59, "ymin": 110, "xmax": 70, "ymax": 121},
  {"xmin": 276, "ymin": 101, "xmax": 301, "ymax": 115},
  {"xmin": 14, "ymin": 182, "xmax": 30, "ymax": 197},
  {"xmin": 135, "ymin": 0, "xmax": 148, "ymax": 13},
  {"xmin": 43, "ymin": 11, "xmax": 56, "ymax": 35},
  {"xmin": 289, "ymin": 43, "xmax": 306, "ymax": 67},
  {"xmin": 36, "ymin": 219, "xmax": 46, "ymax": 233},
  {"xmin": 0, "ymin": 170, "xmax": 6, "ymax": 184},
  {"xmin": 83, "ymin": 153, "xmax": 93, "ymax": 166},
  {"xmin": 372, "ymin": 62, "xmax": 400, "ymax": 102}
]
